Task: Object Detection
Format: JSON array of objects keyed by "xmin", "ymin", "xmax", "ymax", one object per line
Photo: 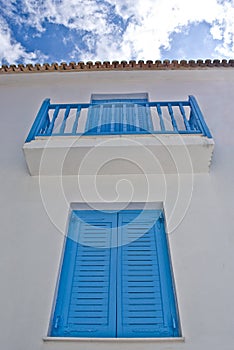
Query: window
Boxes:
[
  {"xmin": 85, "ymin": 93, "xmax": 153, "ymax": 134},
  {"xmin": 50, "ymin": 210, "xmax": 180, "ymax": 338}
]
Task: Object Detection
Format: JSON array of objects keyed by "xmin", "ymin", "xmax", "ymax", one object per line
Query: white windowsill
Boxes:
[{"xmin": 43, "ymin": 336, "xmax": 185, "ymax": 342}]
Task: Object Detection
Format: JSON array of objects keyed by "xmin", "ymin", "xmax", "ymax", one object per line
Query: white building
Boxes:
[{"xmin": 1, "ymin": 60, "xmax": 234, "ymax": 350}]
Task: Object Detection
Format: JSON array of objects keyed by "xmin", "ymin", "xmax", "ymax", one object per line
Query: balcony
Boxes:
[{"xmin": 23, "ymin": 95, "xmax": 214, "ymax": 175}]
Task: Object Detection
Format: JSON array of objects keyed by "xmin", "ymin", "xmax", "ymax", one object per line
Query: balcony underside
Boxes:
[{"xmin": 23, "ymin": 134, "xmax": 214, "ymax": 176}]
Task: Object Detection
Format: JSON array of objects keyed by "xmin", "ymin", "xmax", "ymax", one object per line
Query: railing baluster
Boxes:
[
  {"xmin": 102, "ymin": 104, "xmax": 106, "ymax": 132},
  {"xmin": 156, "ymin": 104, "xmax": 165, "ymax": 131},
  {"xmin": 144, "ymin": 103, "xmax": 149, "ymax": 131},
  {"xmin": 123, "ymin": 104, "xmax": 127, "ymax": 132},
  {"xmin": 47, "ymin": 106, "xmax": 60, "ymax": 135},
  {"xmin": 168, "ymin": 103, "xmax": 178, "ymax": 132},
  {"xmin": 107, "ymin": 104, "xmax": 112, "ymax": 131},
  {"xmin": 115, "ymin": 104, "xmax": 120, "ymax": 133},
  {"xmin": 86, "ymin": 105, "xmax": 92, "ymax": 132},
  {"xmin": 106, "ymin": 104, "xmax": 111, "ymax": 132},
  {"xmin": 72, "ymin": 106, "xmax": 81, "ymax": 135},
  {"xmin": 126, "ymin": 104, "xmax": 133, "ymax": 132},
  {"xmin": 179, "ymin": 103, "xmax": 191, "ymax": 131},
  {"xmin": 145, "ymin": 103, "xmax": 153, "ymax": 132},
  {"xmin": 97, "ymin": 105, "xmax": 103, "ymax": 133},
  {"xmin": 134, "ymin": 104, "xmax": 140, "ymax": 132},
  {"xmin": 93, "ymin": 105, "xmax": 99, "ymax": 131},
  {"xmin": 59, "ymin": 105, "xmax": 70, "ymax": 134},
  {"xmin": 119, "ymin": 103, "xmax": 123, "ymax": 131},
  {"xmin": 129, "ymin": 104, "xmax": 133, "ymax": 131},
  {"xmin": 111, "ymin": 104, "xmax": 115, "ymax": 132}
]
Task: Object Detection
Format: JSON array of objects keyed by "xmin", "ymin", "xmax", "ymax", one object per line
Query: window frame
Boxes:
[
  {"xmin": 85, "ymin": 93, "xmax": 153, "ymax": 134},
  {"xmin": 49, "ymin": 209, "xmax": 181, "ymax": 339}
]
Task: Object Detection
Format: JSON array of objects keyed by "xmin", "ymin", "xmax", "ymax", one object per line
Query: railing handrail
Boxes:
[
  {"xmin": 48, "ymin": 101, "xmax": 190, "ymax": 109},
  {"xmin": 25, "ymin": 96, "xmax": 212, "ymax": 142}
]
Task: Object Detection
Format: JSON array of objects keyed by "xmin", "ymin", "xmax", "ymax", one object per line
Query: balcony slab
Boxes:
[{"xmin": 23, "ymin": 134, "xmax": 214, "ymax": 176}]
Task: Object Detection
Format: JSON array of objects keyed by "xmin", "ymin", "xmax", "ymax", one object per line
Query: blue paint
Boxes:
[
  {"xmin": 189, "ymin": 95, "xmax": 212, "ymax": 138},
  {"xmin": 46, "ymin": 105, "xmax": 60, "ymax": 136},
  {"xmin": 179, "ymin": 103, "xmax": 191, "ymax": 131},
  {"xmin": 51, "ymin": 210, "xmax": 180, "ymax": 338},
  {"xmin": 25, "ymin": 96, "xmax": 212, "ymax": 141},
  {"xmin": 117, "ymin": 210, "xmax": 179, "ymax": 338},
  {"xmin": 168, "ymin": 103, "xmax": 178, "ymax": 132},
  {"xmin": 51, "ymin": 211, "xmax": 117, "ymax": 337},
  {"xmin": 156, "ymin": 103, "xmax": 165, "ymax": 131},
  {"xmin": 72, "ymin": 107, "xmax": 81, "ymax": 135},
  {"xmin": 85, "ymin": 98, "xmax": 153, "ymax": 134},
  {"xmin": 25, "ymin": 98, "xmax": 50, "ymax": 142}
]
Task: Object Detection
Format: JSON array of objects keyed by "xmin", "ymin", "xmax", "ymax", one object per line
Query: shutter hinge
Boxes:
[
  {"xmin": 54, "ymin": 316, "xmax": 60, "ymax": 329},
  {"xmin": 159, "ymin": 213, "xmax": 164, "ymax": 222},
  {"xmin": 157, "ymin": 213, "xmax": 164, "ymax": 228}
]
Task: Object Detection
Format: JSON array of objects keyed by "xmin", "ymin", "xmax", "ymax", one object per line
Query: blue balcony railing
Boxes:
[{"xmin": 25, "ymin": 95, "xmax": 212, "ymax": 143}]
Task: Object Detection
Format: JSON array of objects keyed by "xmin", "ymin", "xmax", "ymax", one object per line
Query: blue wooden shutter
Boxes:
[
  {"xmin": 117, "ymin": 210, "xmax": 179, "ymax": 338},
  {"xmin": 51, "ymin": 211, "xmax": 117, "ymax": 337},
  {"xmin": 85, "ymin": 96, "xmax": 153, "ymax": 134}
]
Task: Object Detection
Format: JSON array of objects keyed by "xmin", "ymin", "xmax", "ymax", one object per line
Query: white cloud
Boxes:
[
  {"xmin": 110, "ymin": 0, "xmax": 234, "ymax": 59},
  {"xmin": 19, "ymin": 0, "xmax": 115, "ymax": 34},
  {"xmin": 1, "ymin": 0, "xmax": 234, "ymax": 64},
  {"xmin": 0, "ymin": 17, "xmax": 47, "ymax": 65},
  {"xmin": 212, "ymin": 1, "xmax": 234, "ymax": 57}
]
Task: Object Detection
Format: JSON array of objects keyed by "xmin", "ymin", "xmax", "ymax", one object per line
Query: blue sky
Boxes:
[{"xmin": 0, "ymin": 0, "xmax": 234, "ymax": 65}]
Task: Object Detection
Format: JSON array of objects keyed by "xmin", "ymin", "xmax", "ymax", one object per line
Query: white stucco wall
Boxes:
[{"xmin": 1, "ymin": 69, "xmax": 234, "ymax": 350}]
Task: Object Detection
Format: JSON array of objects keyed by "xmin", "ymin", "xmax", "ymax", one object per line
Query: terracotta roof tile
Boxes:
[{"xmin": 0, "ymin": 59, "xmax": 234, "ymax": 74}]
